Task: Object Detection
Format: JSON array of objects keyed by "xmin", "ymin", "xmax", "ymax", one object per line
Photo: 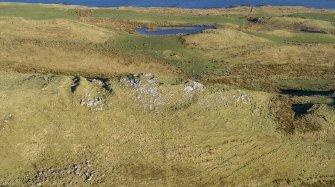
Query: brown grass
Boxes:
[
  {"xmin": 0, "ymin": 17, "xmax": 114, "ymax": 43},
  {"xmin": 191, "ymin": 41, "xmax": 335, "ymax": 67},
  {"xmin": 245, "ymin": 44, "xmax": 335, "ymax": 66},
  {"xmin": 126, "ymin": 6, "xmax": 335, "ymax": 16},
  {"xmin": 0, "ymin": 41, "xmax": 177, "ymax": 77},
  {"xmin": 79, "ymin": 17, "xmax": 144, "ymax": 33},
  {"xmin": 245, "ymin": 16, "xmax": 335, "ymax": 33},
  {"xmin": 0, "ymin": 17, "xmax": 178, "ymax": 77}
]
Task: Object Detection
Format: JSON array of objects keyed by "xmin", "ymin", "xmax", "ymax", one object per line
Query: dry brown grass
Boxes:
[
  {"xmin": 0, "ymin": 17, "xmax": 114, "ymax": 43},
  {"xmin": 269, "ymin": 17, "xmax": 335, "ymax": 32},
  {"xmin": 0, "ymin": 41, "xmax": 176, "ymax": 77},
  {"xmin": 246, "ymin": 44, "xmax": 335, "ymax": 66},
  {"xmin": 0, "ymin": 17, "xmax": 178, "ymax": 77},
  {"xmin": 206, "ymin": 44, "xmax": 335, "ymax": 66},
  {"xmin": 245, "ymin": 16, "xmax": 335, "ymax": 33},
  {"xmin": 126, "ymin": 6, "xmax": 335, "ymax": 16},
  {"xmin": 263, "ymin": 30, "xmax": 298, "ymax": 37},
  {"xmin": 79, "ymin": 17, "xmax": 145, "ymax": 33},
  {"xmin": 180, "ymin": 25, "xmax": 335, "ymax": 67},
  {"xmin": 79, "ymin": 17, "xmax": 199, "ymax": 33}
]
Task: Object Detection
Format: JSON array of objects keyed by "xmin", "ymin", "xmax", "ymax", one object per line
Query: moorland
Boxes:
[{"xmin": 0, "ymin": 3, "xmax": 334, "ymax": 186}]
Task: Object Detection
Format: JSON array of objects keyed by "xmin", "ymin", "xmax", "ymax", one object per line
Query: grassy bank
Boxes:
[{"xmin": 1, "ymin": 70, "xmax": 334, "ymax": 186}]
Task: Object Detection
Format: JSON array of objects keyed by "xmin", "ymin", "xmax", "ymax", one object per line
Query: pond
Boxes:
[
  {"xmin": 330, "ymin": 97, "xmax": 335, "ymax": 107},
  {"xmin": 292, "ymin": 103, "xmax": 314, "ymax": 117},
  {"xmin": 135, "ymin": 26, "xmax": 216, "ymax": 36},
  {"xmin": 281, "ymin": 89, "xmax": 335, "ymax": 117}
]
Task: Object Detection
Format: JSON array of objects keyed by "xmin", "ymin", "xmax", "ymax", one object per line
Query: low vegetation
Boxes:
[
  {"xmin": 0, "ymin": 3, "xmax": 334, "ymax": 186},
  {"xmin": 288, "ymin": 12, "xmax": 335, "ymax": 23}
]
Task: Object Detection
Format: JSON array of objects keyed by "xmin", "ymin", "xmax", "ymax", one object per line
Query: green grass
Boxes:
[
  {"xmin": 248, "ymin": 32, "xmax": 335, "ymax": 44},
  {"xmin": 1, "ymin": 70, "xmax": 335, "ymax": 186},
  {"xmin": 288, "ymin": 13, "xmax": 335, "ymax": 23},
  {"xmin": 1, "ymin": 3, "xmax": 335, "ymax": 186},
  {"xmin": 287, "ymin": 33, "xmax": 335, "ymax": 43},
  {"xmin": 0, "ymin": 4, "xmax": 78, "ymax": 20},
  {"xmin": 279, "ymin": 79, "xmax": 335, "ymax": 90},
  {"xmin": 247, "ymin": 32, "xmax": 285, "ymax": 43},
  {"xmin": 102, "ymin": 34, "xmax": 219, "ymax": 76},
  {"xmin": 91, "ymin": 9, "xmax": 244, "ymax": 25}
]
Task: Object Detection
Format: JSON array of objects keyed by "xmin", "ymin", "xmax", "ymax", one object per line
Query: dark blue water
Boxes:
[
  {"xmin": 136, "ymin": 26, "xmax": 216, "ymax": 36},
  {"xmin": 292, "ymin": 103, "xmax": 313, "ymax": 117},
  {"xmin": 2, "ymin": 0, "xmax": 335, "ymax": 9}
]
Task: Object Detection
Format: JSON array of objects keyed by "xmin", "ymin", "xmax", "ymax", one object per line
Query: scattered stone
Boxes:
[
  {"xmin": 80, "ymin": 97, "xmax": 104, "ymax": 111},
  {"xmin": 119, "ymin": 75, "xmax": 141, "ymax": 88},
  {"xmin": 26, "ymin": 159, "xmax": 97, "ymax": 185},
  {"xmin": 85, "ymin": 171, "xmax": 94, "ymax": 182},
  {"xmin": 184, "ymin": 80, "xmax": 204, "ymax": 95},
  {"xmin": 247, "ymin": 16, "xmax": 265, "ymax": 23},
  {"xmin": 85, "ymin": 160, "xmax": 92, "ymax": 168},
  {"xmin": 198, "ymin": 90, "xmax": 252, "ymax": 110},
  {"xmin": 4, "ymin": 114, "xmax": 13, "ymax": 123},
  {"xmin": 120, "ymin": 73, "xmax": 164, "ymax": 112},
  {"xmin": 73, "ymin": 164, "xmax": 80, "ymax": 176},
  {"xmin": 1, "ymin": 114, "xmax": 13, "ymax": 130},
  {"xmin": 90, "ymin": 79, "xmax": 103, "ymax": 86},
  {"xmin": 147, "ymin": 78, "xmax": 157, "ymax": 84},
  {"xmin": 144, "ymin": 73, "xmax": 154, "ymax": 79},
  {"xmin": 77, "ymin": 77, "xmax": 113, "ymax": 111},
  {"xmin": 233, "ymin": 92, "xmax": 251, "ymax": 105}
]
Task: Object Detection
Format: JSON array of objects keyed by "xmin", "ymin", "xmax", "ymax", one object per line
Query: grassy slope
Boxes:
[
  {"xmin": 0, "ymin": 3, "xmax": 78, "ymax": 20},
  {"xmin": 0, "ymin": 3, "xmax": 334, "ymax": 186},
  {"xmin": 91, "ymin": 9, "xmax": 244, "ymax": 25},
  {"xmin": 1, "ymin": 71, "xmax": 334, "ymax": 186},
  {"xmin": 0, "ymin": 3, "xmax": 334, "ymax": 78},
  {"xmin": 248, "ymin": 31, "xmax": 335, "ymax": 44},
  {"xmin": 289, "ymin": 12, "xmax": 335, "ymax": 23},
  {"xmin": 105, "ymin": 34, "xmax": 216, "ymax": 76}
]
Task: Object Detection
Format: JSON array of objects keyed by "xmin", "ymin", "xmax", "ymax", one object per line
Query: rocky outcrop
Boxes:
[
  {"xmin": 72, "ymin": 77, "xmax": 112, "ymax": 111},
  {"xmin": 120, "ymin": 73, "xmax": 163, "ymax": 112}
]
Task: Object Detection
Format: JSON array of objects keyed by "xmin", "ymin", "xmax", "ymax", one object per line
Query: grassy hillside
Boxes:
[
  {"xmin": 1, "ymin": 71, "xmax": 334, "ymax": 186},
  {"xmin": 0, "ymin": 3, "xmax": 334, "ymax": 186},
  {"xmin": 0, "ymin": 3, "xmax": 78, "ymax": 20},
  {"xmin": 289, "ymin": 12, "xmax": 335, "ymax": 23},
  {"xmin": 91, "ymin": 9, "xmax": 244, "ymax": 25}
]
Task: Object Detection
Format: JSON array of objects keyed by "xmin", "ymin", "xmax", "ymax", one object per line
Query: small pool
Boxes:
[
  {"xmin": 136, "ymin": 26, "xmax": 216, "ymax": 36},
  {"xmin": 292, "ymin": 103, "xmax": 314, "ymax": 117}
]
